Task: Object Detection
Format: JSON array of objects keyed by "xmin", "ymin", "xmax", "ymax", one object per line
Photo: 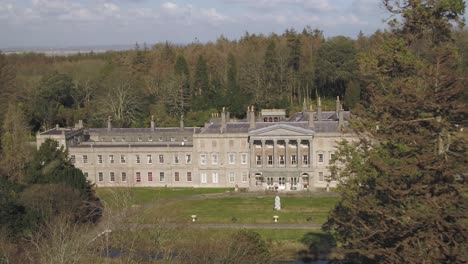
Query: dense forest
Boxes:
[{"xmin": 2, "ymin": 26, "xmax": 466, "ymax": 132}]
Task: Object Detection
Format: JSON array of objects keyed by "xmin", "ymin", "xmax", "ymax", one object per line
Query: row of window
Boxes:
[
  {"xmin": 199, "ymin": 153, "xmax": 248, "ymax": 165},
  {"xmin": 72, "ymin": 154, "xmax": 192, "ymax": 165},
  {"xmin": 101, "ymin": 136, "xmax": 189, "ymax": 142},
  {"xmin": 96, "ymin": 171, "xmax": 247, "ymax": 183},
  {"xmin": 255, "ymin": 154, "xmax": 308, "ymax": 165}
]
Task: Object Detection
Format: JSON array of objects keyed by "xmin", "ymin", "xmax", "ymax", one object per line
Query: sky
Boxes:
[{"xmin": 0, "ymin": 0, "xmax": 465, "ymax": 49}]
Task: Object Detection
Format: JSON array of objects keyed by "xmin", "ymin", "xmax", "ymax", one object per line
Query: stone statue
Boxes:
[{"xmin": 274, "ymin": 196, "xmax": 281, "ymax": 210}]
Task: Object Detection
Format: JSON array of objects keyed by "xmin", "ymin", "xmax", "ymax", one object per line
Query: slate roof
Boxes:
[
  {"xmin": 40, "ymin": 128, "xmax": 74, "ymax": 135},
  {"xmin": 87, "ymin": 127, "xmax": 201, "ymax": 135}
]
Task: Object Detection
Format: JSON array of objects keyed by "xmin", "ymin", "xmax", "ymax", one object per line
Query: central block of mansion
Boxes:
[{"xmin": 36, "ymin": 98, "xmax": 356, "ymax": 191}]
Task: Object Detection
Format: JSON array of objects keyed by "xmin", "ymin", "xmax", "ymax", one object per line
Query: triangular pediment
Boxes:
[{"xmin": 249, "ymin": 124, "xmax": 314, "ymax": 137}]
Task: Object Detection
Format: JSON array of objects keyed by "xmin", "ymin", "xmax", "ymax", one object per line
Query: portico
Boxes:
[{"xmin": 248, "ymin": 124, "xmax": 314, "ymax": 191}]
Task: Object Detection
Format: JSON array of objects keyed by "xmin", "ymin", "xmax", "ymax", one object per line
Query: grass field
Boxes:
[{"xmin": 141, "ymin": 195, "xmax": 338, "ymax": 224}]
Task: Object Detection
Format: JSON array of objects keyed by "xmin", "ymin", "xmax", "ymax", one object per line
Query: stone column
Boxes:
[
  {"xmin": 273, "ymin": 139, "xmax": 277, "ymax": 167},
  {"xmin": 285, "ymin": 139, "xmax": 289, "ymax": 167},
  {"xmin": 261, "ymin": 140, "xmax": 266, "ymax": 168}
]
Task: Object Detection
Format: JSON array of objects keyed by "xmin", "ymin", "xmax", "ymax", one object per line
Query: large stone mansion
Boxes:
[{"xmin": 36, "ymin": 97, "xmax": 356, "ymax": 191}]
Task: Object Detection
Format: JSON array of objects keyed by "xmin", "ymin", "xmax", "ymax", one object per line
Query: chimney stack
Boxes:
[
  {"xmin": 151, "ymin": 115, "xmax": 155, "ymax": 132},
  {"xmin": 317, "ymin": 97, "xmax": 322, "ymax": 121},
  {"xmin": 249, "ymin": 105, "xmax": 256, "ymax": 129},
  {"xmin": 180, "ymin": 114, "xmax": 184, "ymax": 130},
  {"xmin": 221, "ymin": 107, "xmax": 226, "ymax": 133},
  {"xmin": 107, "ymin": 116, "xmax": 112, "ymax": 132},
  {"xmin": 338, "ymin": 104, "xmax": 344, "ymax": 130},
  {"xmin": 308, "ymin": 104, "xmax": 315, "ymax": 129}
]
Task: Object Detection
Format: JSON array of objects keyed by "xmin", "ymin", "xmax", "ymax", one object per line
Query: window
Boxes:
[
  {"xmin": 148, "ymin": 172, "xmax": 153, "ymax": 182},
  {"xmin": 148, "ymin": 137, "xmax": 153, "ymax": 142},
  {"xmin": 229, "ymin": 172, "xmax": 235, "ymax": 183},
  {"xmin": 159, "ymin": 172, "xmax": 165, "ymax": 182},
  {"xmin": 121, "ymin": 172, "xmax": 127, "ymax": 182},
  {"xmin": 241, "ymin": 154, "xmax": 247, "ymax": 164},
  {"xmin": 318, "ymin": 153, "xmax": 324, "ymax": 163},
  {"xmin": 211, "ymin": 153, "xmax": 218, "ymax": 164},
  {"xmin": 201, "ymin": 173, "xmax": 207, "ymax": 183},
  {"xmin": 183, "ymin": 137, "xmax": 188, "ymax": 142},
  {"xmin": 98, "ymin": 172, "xmax": 103, "ymax": 182},
  {"xmin": 120, "ymin": 155, "xmax": 126, "ymax": 164},
  {"xmin": 96, "ymin": 155, "xmax": 102, "ymax": 164},
  {"xmin": 84, "ymin": 172, "xmax": 88, "ymax": 178},
  {"xmin": 291, "ymin": 155, "xmax": 297, "ymax": 165},
  {"xmin": 267, "ymin": 155, "xmax": 273, "ymax": 165},
  {"xmin": 147, "ymin": 155, "xmax": 152, "ymax": 164},
  {"xmin": 200, "ymin": 154, "xmax": 207, "ymax": 165},
  {"xmin": 138, "ymin": 136, "xmax": 142, "ymax": 142},
  {"xmin": 174, "ymin": 172, "xmax": 180, "ymax": 182},
  {"xmin": 109, "ymin": 155, "xmax": 114, "ymax": 164},
  {"xmin": 110, "ymin": 172, "xmax": 115, "ymax": 182},
  {"xmin": 279, "ymin": 155, "xmax": 285, "ymax": 165},
  {"xmin": 330, "ymin": 153, "xmax": 335, "ymax": 164},
  {"xmin": 83, "ymin": 155, "xmax": 88, "ymax": 164},
  {"xmin": 303, "ymin": 155, "xmax": 309, "ymax": 165},
  {"xmin": 212, "ymin": 172, "xmax": 218, "ymax": 183},
  {"xmin": 228, "ymin": 153, "xmax": 235, "ymax": 164},
  {"xmin": 318, "ymin": 172, "xmax": 324, "ymax": 181},
  {"xmin": 186, "ymin": 172, "xmax": 192, "ymax": 182},
  {"xmin": 256, "ymin": 155, "xmax": 262, "ymax": 165},
  {"xmin": 279, "ymin": 177, "xmax": 285, "ymax": 185},
  {"xmin": 70, "ymin": 155, "xmax": 76, "ymax": 164},
  {"xmin": 136, "ymin": 172, "xmax": 141, "ymax": 183},
  {"xmin": 136, "ymin": 155, "xmax": 141, "ymax": 164},
  {"xmin": 174, "ymin": 155, "xmax": 179, "ymax": 164},
  {"xmin": 159, "ymin": 154, "xmax": 164, "ymax": 164},
  {"xmin": 170, "ymin": 137, "xmax": 175, "ymax": 142},
  {"xmin": 158, "ymin": 137, "xmax": 163, "ymax": 142},
  {"xmin": 242, "ymin": 172, "xmax": 248, "ymax": 183},
  {"xmin": 186, "ymin": 154, "xmax": 192, "ymax": 164}
]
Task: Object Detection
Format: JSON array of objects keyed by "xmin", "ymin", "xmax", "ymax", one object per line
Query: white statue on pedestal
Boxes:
[{"xmin": 274, "ymin": 196, "xmax": 281, "ymax": 210}]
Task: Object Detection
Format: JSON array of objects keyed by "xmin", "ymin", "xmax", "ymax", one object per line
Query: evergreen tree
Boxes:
[
  {"xmin": 226, "ymin": 53, "xmax": 246, "ymax": 117},
  {"xmin": 324, "ymin": 1, "xmax": 467, "ymax": 262},
  {"xmin": 193, "ymin": 54, "xmax": 211, "ymax": 110},
  {"xmin": 174, "ymin": 55, "xmax": 191, "ymax": 112}
]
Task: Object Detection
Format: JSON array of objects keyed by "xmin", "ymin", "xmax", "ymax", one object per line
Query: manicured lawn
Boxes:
[
  {"xmin": 96, "ymin": 187, "xmax": 231, "ymax": 208},
  {"xmin": 142, "ymin": 195, "xmax": 338, "ymax": 224}
]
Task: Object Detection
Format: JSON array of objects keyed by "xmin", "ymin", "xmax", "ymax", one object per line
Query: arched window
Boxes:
[{"xmin": 269, "ymin": 117, "xmax": 273, "ymax": 122}]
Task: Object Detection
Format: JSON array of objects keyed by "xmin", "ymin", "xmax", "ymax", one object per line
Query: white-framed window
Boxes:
[
  {"xmin": 159, "ymin": 154, "xmax": 164, "ymax": 164},
  {"xmin": 170, "ymin": 137, "xmax": 175, "ymax": 142},
  {"xmin": 201, "ymin": 172, "xmax": 207, "ymax": 183},
  {"xmin": 241, "ymin": 153, "xmax": 247, "ymax": 164},
  {"xmin": 267, "ymin": 155, "xmax": 273, "ymax": 165},
  {"xmin": 211, "ymin": 153, "xmax": 218, "ymax": 164},
  {"xmin": 98, "ymin": 172, "xmax": 103, "ymax": 182},
  {"xmin": 174, "ymin": 172, "xmax": 180, "ymax": 182},
  {"xmin": 136, "ymin": 155, "xmax": 141, "ymax": 164},
  {"xmin": 279, "ymin": 155, "xmax": 285, "ymax": 165},
  {"xmin": 186, "ymin": 154, "xmax": 192, "ymax": 164},
  {"xmin": 318, "ymin": 172, "xmax": 324, "ymax": 181},
  {"xmin": 318, "ymin": 153, "xmax": 324, "ymax": 163},
  {"xmin": 241, "ymin": 172, "xmax": 248, "ymax": 183},
  {"xmin": 187, "ymin": 172, "xmax": 192, "ymax": 182},
  {"xmin": 291, "ymin": 155, "xmax": 297, "ymax": 165},
  {"xmin": 183, "ymin": 137, "xmax": 188, "ymax": 142},
  {"xmin": 148, "ymin": 172, "xmax": 153, "ymax": 181},
  {"xmin": 138, "ymin": 136, "xmax": 142, "ymax": 142},
  {"xmin": 70, "ymin": 155, "xmax": 76, "ymax": 164},
  {"xmin": 174, "ymin": 155, "xmax": 180, "ymax": 164},
  {"xmin": 159, "ymin": 172, "xmax": 165, "ymax": 182},
  {"xmin": 120, "ymin": 155, "xmax": 126, "ymax": 164},
  {"xmin": 83, "ymin": 155, "xmax": 88, "ymax": 164},
  {"xmin": 98, "ymin": 155, "xmax": 103, "ymax": 164},
  {"xmin": 110, "ymin": 172, "xmax": 115, "ymax": 182},
  {"xmin": 148, "ymin": 137, "xmax": 153, "ymax": 142},
  {"xmin": 121, "ymin": 172, "xmax": 127, "ymax": 182},
  {"xmin": 200, "ymin": 154, "xmax": 207, "ymax": 165},
  {"xmin": 212, "ymin": 172, "xmax": 218, "ymax": 183},
  {"xmin": 136, "ymin": 172, "xmax": 141, "ymax": 183},
  {"xmin": 228, "ymin": 172, "xmax": 235, "ymax": 183},
  {"xmin": 158, "ymin": 137, "xmax": 163, "ymax": 142},
  {"xmin": 303, "ymin": 155, "xmax": 308, "ymax": 165},
  {"xmin": 109, "ymin": 155, "xmax": 114, "ymax": 164},
  {"xmin": 228, "ymin": 153, "xmax": 235, "ymax": 164},
  {"xmin": 147, "ymin": 155, "xmax": 153, "ymax": 164},
  {"xmin": 256, "ymin": 155, "xmax": 262, "ymax": 165}
]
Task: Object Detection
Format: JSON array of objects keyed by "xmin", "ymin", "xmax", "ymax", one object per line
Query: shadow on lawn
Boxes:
[{"xmin": 297, "ymin": 232, "xmax": 336, "ymax": 263}]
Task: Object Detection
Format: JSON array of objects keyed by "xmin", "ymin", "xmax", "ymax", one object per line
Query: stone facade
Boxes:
[{"xmin": 36, "ymin": 98, "xmax": 357, "ymax": 191}]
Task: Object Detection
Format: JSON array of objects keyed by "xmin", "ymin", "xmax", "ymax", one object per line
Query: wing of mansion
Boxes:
[{"xmin": 36, "ymin": 97, "xmax": 357, "ymax": 191}]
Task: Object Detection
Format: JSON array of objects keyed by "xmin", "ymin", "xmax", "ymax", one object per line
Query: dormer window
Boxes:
[
  {"xmin": 183, "ymin": 137, "xmax": 188, "ymax": 142},
  {"xmin": 171, "ymin": 137, "xmax": 175, "ymax": 142},
  {"xmin": 159, "ymin": 137, "xmax": 163, "ymax": 141},
  {"xmin": 138, "ymin": 136, "xmax": 142, "ymax": 142},
  {"xmin": 148, "ymin": 137, "xmax": 153, "ymax": 142}
]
